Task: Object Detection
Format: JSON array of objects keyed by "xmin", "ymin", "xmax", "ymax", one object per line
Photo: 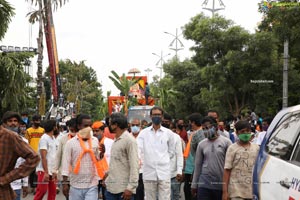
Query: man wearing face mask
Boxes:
[
  {"xmin": 130, "ymin": 118, "xmax": 145, "ymax": 200},
  {"xmin": 104, "ymin": 113, "xmax": 139, "ymax": 200},
  {"xmin": 253, "ymin": 117, "xmax": 273, "ymax": 145},
  {"xmin": 176, "ymin": 119, "xmax": 188, "ymax": 144},
  {"xmin": 25, "ymin": 114, "xmax": 45, "ymax": 194},
  {"xmin": 137, "ymin": 106, "xmax": 175, "ymax": 200},
  {"xmin": 191, "ymin": 117, "xmax": 232, "ymax": 200},
  {"xmin": 52, "ymin": 118, "xmax": 77, "ymax": 200},
  {"xmin": 21, "ymin": 111, "xmax": 30, "ymax": 128},
  {"xmin": 92, "ymin": 120, "xmax": 113, "ymax": 200},
  {"xmin": 34, "ymin": 120, "xmax": 59, "ymax": 200},
  {"xmin": 223, "ymin": 120, "xmax": 259, "ymax": 200},
  {"xmin": 162, "ymin": 113, "xmax": 172, "ymax": 129},
  {"xmin": 61, "ymin": 114, "xmax": 101, "ymax": 200}
]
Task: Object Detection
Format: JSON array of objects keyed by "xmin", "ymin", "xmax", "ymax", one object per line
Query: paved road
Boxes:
[{"xmin": 23, "ymin": 184, "xmax": 186, "ymax": 200}]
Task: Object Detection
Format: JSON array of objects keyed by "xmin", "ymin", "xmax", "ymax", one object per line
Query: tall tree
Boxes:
[
  {"xmin": 0, "ymin": 0, "xmax": 15, "ymax": 40},
  {"xmin": 258, "ymin": 0, "xmax": 300, "ymax": 107},
  {"xmin": 0, "ymin": 52, "xmax": 35, "ymax": 115},
  {"xmin": 44, "ymin": 60, "xmax": 104, "ymax": 120},
  {"xmin": 159, "ymin": 13, "xmax": 282, "ymax": 119}
]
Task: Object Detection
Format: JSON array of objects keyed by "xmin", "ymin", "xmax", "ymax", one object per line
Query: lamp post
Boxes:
[
  {"xmin": 164, "ymin": 28, "xmax": 184, "ymax": 59},
  {"xmin": 152, "ymin": 51, "xmax": 170, "ymax": 80},
  {"xmin": 145, "ymin": 68, "xmax": 152, "ymax": 82},
  {"xmin": 202, "ymin": 0, "xmax": 225, "ymax": 17}
]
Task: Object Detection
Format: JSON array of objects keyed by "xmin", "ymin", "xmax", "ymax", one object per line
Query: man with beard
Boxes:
[
  {"xmin": 25, "ymin": 114, "xmax": 45, "ymax": 194},
  {"xmin": 104, "ymin": 112, "xmax": 139, "ymax": 200},
  {"xmin": 191, "ymin": 117, "xmax": 232, "ymax": 200},
  {"xmin": 34, "ymin": 120, "xmax": 59, "ymax": 200},
  {"xmin": 1, "ymin": 111, "xmax": 39, "ymax": 200},
  {"xmin": 52, "ymin": 118, "xmax": 77, "ymax": 200},
  {"xmin": 137, "ymin": 106, "xmax": 175, "ymax": 200}
]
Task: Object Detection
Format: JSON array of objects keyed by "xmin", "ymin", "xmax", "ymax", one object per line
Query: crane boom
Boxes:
[{"xmin": 44, "ymin": 0, "xmax": 62, "ymax": 106}]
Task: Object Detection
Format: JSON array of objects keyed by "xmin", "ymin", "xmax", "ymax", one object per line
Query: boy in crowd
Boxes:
[{"xmin": 222, "ymin": 120, "xmax": 259, "ymax": 200}]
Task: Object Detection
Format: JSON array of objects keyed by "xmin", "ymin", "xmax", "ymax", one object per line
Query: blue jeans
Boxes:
[
  {"xmin": 69, "ymin": 186, "xmax": 98, "ymax": 200},
  {"xmin": 14, "ymin": 189, "xmax": 21, "ymax": 200},
  {"xmin": 171, "ymin": 177, "xmax": 181, "ymax": 200},
  {"xmin": 105, "ymin": 190, "xmax": 134, "ymax": 200},
  {"xmin": 197, "ymin": 187, "xmax": 222, "ymax": 200}
]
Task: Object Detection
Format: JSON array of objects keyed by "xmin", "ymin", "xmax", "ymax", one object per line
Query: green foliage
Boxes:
[
  {"xmin": 44, "ymin": 60, "xmax": 104, "ymax": 120},
  {"xmin": 155, "ymin": 13, "xmax": 289, "ymax": 120},
  {"xmin": 0, "ymin": 52, "xmax": 36, "ymax": 115},
  {"xmin": 0, "ymin": 0, "xmax": 15, "ymax": 40}
]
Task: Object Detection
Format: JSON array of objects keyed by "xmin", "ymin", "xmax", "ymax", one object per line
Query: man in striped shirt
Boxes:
[{"xmin": 61, "ymin": 114, "xmax": 100, "ymax": 200}]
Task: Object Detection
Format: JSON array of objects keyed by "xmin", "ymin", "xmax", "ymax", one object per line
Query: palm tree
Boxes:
[
  {"xmin": 26, "ymin": 0, "xmax": 67, "ymax": 114},
  {"xmin": 109, "ymin": 70, "xmax": 141, "ymax": 114},
  {"xmin": 0, "ymin": 0, "xmax": 15, "ymax": 40}
]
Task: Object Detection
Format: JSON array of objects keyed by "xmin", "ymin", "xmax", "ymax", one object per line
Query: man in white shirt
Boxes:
[
  {"xmin": 170, "ymin": 126, "xmax": 184, "ymax": 200},
  {"xmin": 130, "ymin": 118, "xmax": 145, "ymax": 200},
  {"xmin": 137, "ymin": 106, "xmax": 175, "ymax": 200},
  {"xmin": 254, "ymin": 117, "xmax": 272, "ymax": 145},
  {"xmin": 52, "ymin": 118, "xmax": 77, "ymax": 200},
  {"xmin": 34, "ymin": 120, "xmax": 59, "ymax": 200}
]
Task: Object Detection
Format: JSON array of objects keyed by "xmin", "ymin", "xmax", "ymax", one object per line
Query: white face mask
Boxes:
[{"xmin": 131, "ymin": 126, "xmax": 140, "ymax": 134}]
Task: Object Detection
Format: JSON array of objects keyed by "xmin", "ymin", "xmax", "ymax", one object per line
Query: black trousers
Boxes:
[
  {"xmin": 98, "ymin": 180, "xmax": 106, "ymax": 200},
  {"xmin": 134, "ymin": 173, "xmax": 144, "ymax": 200},
  {"xmin": 29, "ymin": 169, "xmax": 37, "ymax": 188},
  {"xmin": 184, "ymin": 173, "xmax": 197, "ymax": 200}
]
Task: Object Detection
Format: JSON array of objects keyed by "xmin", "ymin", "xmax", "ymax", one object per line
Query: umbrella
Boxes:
[{"xmin": 128, "ymin": 68, "xmax": 141, "ymax": 76}]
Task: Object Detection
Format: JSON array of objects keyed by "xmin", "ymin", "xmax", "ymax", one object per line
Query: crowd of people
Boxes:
[{"xmin": 0, "ymin": 107, "xmax": 273, "ymax": 200}]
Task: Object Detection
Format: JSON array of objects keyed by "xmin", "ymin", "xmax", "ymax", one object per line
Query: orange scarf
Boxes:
[
  {"xmin": 183, "ymin": 132, "xmax": 195, "ymax": 158},
  {"xmin": 73, "ymin": 134, "xmax": 108, "ymax": 179}
]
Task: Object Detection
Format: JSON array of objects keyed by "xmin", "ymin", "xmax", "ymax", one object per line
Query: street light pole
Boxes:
[
  {"xmin": 145, "ymin": 68, "xmax": 152, "ymax": 81},
  {"xmin": 164, "ymin": 28, "xmax": 184, "ymax": 59},
  {"xmin": 202, "ymin": 0, "xmax": 225, "ymax": 17},
  {"xmin": 152, "ymin": 51, "xmax": 170, "ymax": 80}
]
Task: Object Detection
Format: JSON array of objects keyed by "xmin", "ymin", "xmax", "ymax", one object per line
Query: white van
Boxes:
[{"xmin": 253, "ymin": 104, "xmax": 300, "ymax": 200}]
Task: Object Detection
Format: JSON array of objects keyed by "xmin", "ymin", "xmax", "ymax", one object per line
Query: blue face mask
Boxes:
[
  {"xmin": 152, "ymin": 116, "xmax": 162, "ymax": 125},
  {"xmin": 22, "ymin": 117, "xmax": 28, "ymax": 124},
  {"xmin": 131, "ymin": 126, "xmax": 140, "ymax": 134}
]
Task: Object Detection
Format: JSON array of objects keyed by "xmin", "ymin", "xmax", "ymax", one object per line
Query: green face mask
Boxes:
[{"xmin": 238, "ymin": 133, "xmax": 252, "ymax": 142}]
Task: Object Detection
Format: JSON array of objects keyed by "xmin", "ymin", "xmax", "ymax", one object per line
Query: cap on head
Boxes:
[
  {"xmin": 92, "ymin": 121, "xmax": 104, "ymax": 129},
  {"xmin": 2, "ymin": 111, "xmax": 22, "ymax": 123}
]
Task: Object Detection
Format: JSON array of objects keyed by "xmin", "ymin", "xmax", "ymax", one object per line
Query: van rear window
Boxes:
[{"xmin": 266, "ymin": 113, "xmax": 300, "ymax": 161}]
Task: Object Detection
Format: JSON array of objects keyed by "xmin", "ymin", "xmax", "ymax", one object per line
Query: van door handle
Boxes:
[{"xmin": 279, "ymin": 179, "xmax": 290, "ymax": 189}]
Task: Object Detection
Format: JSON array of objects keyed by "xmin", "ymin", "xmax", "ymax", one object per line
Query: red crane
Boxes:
[{"xmin": 43, "ymin": 0, "xmax": 64, "ymax": 119}]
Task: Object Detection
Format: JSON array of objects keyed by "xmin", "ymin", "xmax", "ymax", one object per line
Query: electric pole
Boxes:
[
  {"xmin": 145, "ymin": 68, "xmax": 152, "ymax": 81},
  {"xmin": 202, "ymin": 0, "xmax": 225, "ymax": 17},
  {"xmin": 152, "ymin": 51, "xmax": 170, "ymax": 80},
  {"xmin": 164, "ymin": 28, "xmax": 184, "ymax": 60}
]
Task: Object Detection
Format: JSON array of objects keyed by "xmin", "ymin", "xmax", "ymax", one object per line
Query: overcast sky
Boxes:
[{"xmin": 2, "ymin": 0, "xmax": 262, "ymax": 95}]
